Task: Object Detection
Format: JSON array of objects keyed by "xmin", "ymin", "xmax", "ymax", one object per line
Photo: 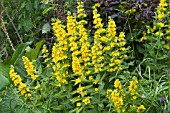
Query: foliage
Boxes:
[
  {"xmin": 0, "ymin": 0, "xmax": 44, "ymax": 60},
  {"xmin": 0, "ymin": 0, "xmax": 170, "ymax": 113}
]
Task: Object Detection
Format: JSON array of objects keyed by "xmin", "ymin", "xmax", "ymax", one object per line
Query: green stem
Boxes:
[
  {"xmin": 10, "ymin": 99, "xmax": 13, "ymax": 113},
  {"xmin": 98, "ymin": 91, "xmax": 101, "ymax": 113}
]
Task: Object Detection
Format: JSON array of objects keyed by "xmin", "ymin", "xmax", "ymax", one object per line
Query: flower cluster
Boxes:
[
  {"xmin": 7, "ymin": 1, "xmax": 169, "ymax": 112},
  {"xmin": 157, "ymin": 0, "xmax": 167, "ymax": 20},
  {"xmin": 75, "ymin": 86, "xmax": 91, "ymax": 105},
  {"xmin": 42, "ymin": 44, "xmax": 49, "ymax": 58},
  {"xmin": 52, "ymin": 18, "xmax": 70, "ymax": 87},
  {"xmin": 107, "ymin": 79, "xmax": 125, "ymax": 112},
  {"xmin": 129, "ymin": 76, "xmax": 138, "ymax": 99},
  {"xmin": 107, "ymin": 77, "xmax": 146, "ymax": 113},
  {"xmin": 92, "ymin": 5, "xmax": 127, "ymax": 73},
  {"xmin": 9, "ymin": 1, "xmax": 129, "ymax": 112},
  {"xmin": 22, "ymin": 56, "xmax": 38, "ymax": 80},
  {"xmin": 77, "ymin": 1, "xmax": 87, "ymax": 18},
  {"xmin": 9, "ymin": 65, "xmax": 31, "ymax": 97},
  {"xmin": 50, "ymin": 2, "xmax": 128, "ymax": 110},
  {"xmin": 52, "ymin": 20, "xmax": 68, "ymax": 63},
  {"xmin": 141, "ymin": 0, "xmax": 170, "ymax": 50},
  {"xmin": 92, "ymin": 5, "xmax": 105, "ymax": 73},
  {"xmin": 42, "ymin": 44, "xmax": 50, "ymax": 63}
]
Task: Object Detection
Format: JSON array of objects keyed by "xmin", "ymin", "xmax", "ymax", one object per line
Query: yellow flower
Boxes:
[
  {"xmin": 72, "ymin": 57, "xmax": 82, "ymax": 75},
  {"xmin": 104, "ymin": 46, "xmax": 111, "ymax": 51},
  {"xmin": 89, "ymin": 76, "xmax": 93, "ymax": 80},
  {"xmin": 111, "ymin": 89, "xmax": 124, "ymax": 112},
  {"xmin": 137, "ymin": 105, "xmax": 146, "ymax": 113},
  {"xmin": 18, "ymin": 83, "xmax": 26, "ymax": 91},
  {"xmin": 44, "ymin": 58, "xmax": 50, "ymax": 63},
  {"xmin": 42, "ymin": 44, "xmax": 49, "ymax": 59},
  {"xmin": 22, "ymin": 56, "xmax": 38, "ymax": 80},
  {"xmin": 140, "ymin": 36, "xmax": 147, "ymax": 41},
  {"xmin": 35, "ymin": 84, "xmax": 40, "ymax": 89},
  {"xmin": 93, "ymin": 80, "xmax": 98, "ymax": 84},
  {"xmin": 106, "ymin": 89, "xmax": 113, "ymax": 99},
  {"xmin": 95, "ymin": 3, "xmax": 101, "ymax": 7},
  {"xmin": 26, "ymin": 93, "xmax": 31, "ymax": 97},
  {"xmin": 9, "ymin": 65, "xmax": 22, "ymax": 86},
  {"xmin": 157, "ymin": 22, "xmax": 165, "ymax": 27},
  {"xmin": 26, "ymin": 88, "xmax": 30, "ymax": 92},
  {"xmin": 119, "ymin": 32, "xmax": 125, "ymax": 38},
  {"xmin": 110, "ymin": 52, "xmax": 120, "ymax": 57},
  {"xmin": 31, "ymin": 74, "xmax": 39, "ymax": 81},
  {"xmin": 76, "ymin": 102, "xmax": 81, "ymax": 106},
  {"xmin": 95, "ymin": 88, "xmax": 98, "ymax": 92},
  {"xmin": 166, "ymin": 36, "xmax": 170, "ymax": 40},
  {"xmin": 155, "ymin": 31, "xmax": 163, "ymax": 37},
  {"xmin": 80, "ymin": 92, "xmax": 86, "ymax": 97},
  {"xmin": 133, "ymin": 96, "xmax": 137, "ymax": 100},
  {"xmin": 13, "ymin": 76, "xmax": 22, "ymax": 86},
  {"xmin": 93, "ymin": 14, "xmax": 100, "ymax": 19},
  {"xmin": 77, "ymin": 1, "xmax": 87, "ymax": 18},
  {"xmin": 77, "ymin": 86, "xmax": 84, "ymax": 93},
  {"xmin": 114, "ymin": 79, "xmax": 122, "ymax": 90},
  {"xmin": 57, "ymin": 83, "xmax": 61, "ymax": 87},
  {"xmin": 75, "ymin": 77, "xmax": 81, "ymax": 85},
  {"xmin": 82, "ymin": 97, "xmax": 90, "ymax": 105},
  {"xmin": 86, "ymin": 70, "xmax": 91, "ymax": 75},
  {"xmin": 110, "ymin": 42, "xmax": 116, "ymax": 47},
  {"xmin": 56, "ymin": 76, "xmax": 64, "ymax": 83},
  {"xmin": 157, "ymin": 11, "xmax": 165, "ymax": 20},
  {"xmin": 120, "ymin": 47, "xmax": 126, "ymax": 51},
  {"xmin": 100, "ymin": 36, "xmax": 108, "ymax": 42},
  {"xmin": 129, "ymin": 76, "xmax": 138, "ymax": 98},
  {"xmin": 114, "ymin": 59, "xmax": 121, "ymax": 65},
  {"xmin": 20, "ymin": 89, "xmax": 26, "ymax": 95},
  {"xmin": 93, "ymin": 6, "xmax": 103, "ymax": 29},
  {"xmin": 164, "ymin": 45, "xmax": 170, "ymax": 50}
]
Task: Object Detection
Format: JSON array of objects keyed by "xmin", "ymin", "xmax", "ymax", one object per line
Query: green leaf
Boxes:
[
  {"xmin": 136, "ymin": 44, "xmax": 145, "ymax": 54},
  {"xmin": 69, "ymin": 107, "xmax": 83, "ymax": 113},
  {"xmin": 157, "ymin": 55, "xmax": 168, "ymax": 60},
  {"xmin": 84, "ymin": 85, "xmax": 93, "ymax": 90},
  {"xmin": 12, "ymin": 42, "xmax": 32, "ymax": 65},
  {"xmin": 70, "ymin": 97, "xmax": 82, "ymax": 103},
  {"xmin": 98, "ymin": 103, "xmax": 104, "ymax": 108},
  {"xmin": 98, "ymin": 82, "xmax": 105, "ymax": 91},
  {"xmin": 101, "ymin": 66, "xmax": 109, "ymax": 72},
  {"xmin": 14, "ymin": 58, "xmax": 27, "ymax": 77},
  {"xmin": 70, "ymin": 90, "xmax": 77, "ymax": 95},
  {"xmin": 25, "ymin": 40, "xmax": 45, "ymax": 60},
  {"xmin": 32, "ymin": 109, "xmax": 41, "ymax": 113},
  {"xmin": 0, "ymin": 74, "xmax": 9, "ymax": 90},
  {"xmin": 26, "ymin": 1, "xmax": 33, "ymax": 12},
  {"xmin": 41, "ymin": 0, "xmax": 50, "ymax": 4},
  {"xmin": 109, "ymin": 76, "xmax": 117, "ymax": 82},
  {"xmin": 0, "ymin": 42, "xmax": 32, "ymax": 90},
  {"xmin": 128, "ymin": 61, "xmax": 134, "ymax": 66},
  {"xmin": 118, "ymin": 75, "xmax": 127, "ymax": 80},
  {"xmin": 0, "ymin": 59, "xmax": 11, "ymax": 78},
  {"xmin": 51, "ymin": 105, "xmax": 64, "ymax": 110},
  {"xmin": 42, "ymin": 7, "xmax": 54, "ymax": 15},
  {"xmin": 42, "ymin": 23, "xmax": 51, "ymax": 34},
  {"xmin": 23, "ymin": 18, "xmax": 33, "ymax": 32},
  {"xmin": 76, "ymin": 107, "xmax": 83, "ymax": 113},
  {"xmin": 21, "ymin": 2, "xmax": 26, "ymax": 9}
]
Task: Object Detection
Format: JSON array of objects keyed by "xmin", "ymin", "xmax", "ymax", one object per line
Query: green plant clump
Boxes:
[{"xmin": 0, "ymin": 0, "xmax": 169, "ymax": 113}]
